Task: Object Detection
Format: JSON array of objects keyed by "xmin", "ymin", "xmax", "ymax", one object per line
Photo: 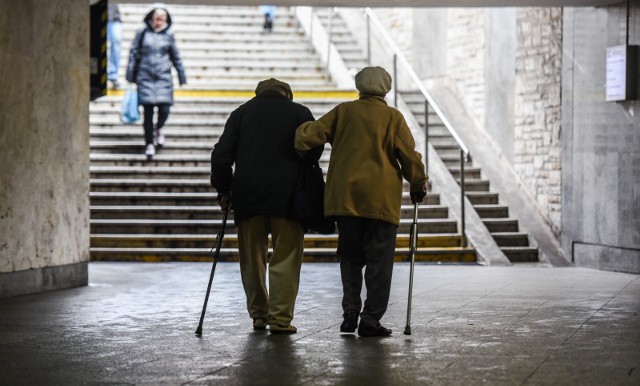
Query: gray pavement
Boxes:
[{"xmin": 0, "ymin": 262, "xmax": 639, "ymax": 385}]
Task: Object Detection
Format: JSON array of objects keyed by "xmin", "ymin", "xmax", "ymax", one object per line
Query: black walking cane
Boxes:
[
  {"xmin": 195, "ymin": 205, "xmax": 231, "ymax": 336},
  {"xmin": 404, "ymin": 201, "xmax": 419, "ymax": 335}
]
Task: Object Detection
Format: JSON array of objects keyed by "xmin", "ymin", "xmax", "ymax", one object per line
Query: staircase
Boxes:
[
  {"xmin": 316, "ymin": 9, "xmax": 538, "ymax": 263},
  {"xmin": 402, "ymin": 95, "xmax": 539, "ymax": 262},
  {"xmin": 89, "ymin": 4, "xmax": 475, "ymax": 263}
]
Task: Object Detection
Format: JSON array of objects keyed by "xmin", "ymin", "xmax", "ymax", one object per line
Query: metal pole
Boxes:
[
  {"xmin": 424, "ymin": 100, "xmax": 429, "ymax": 170},
  {"xmin": 460, "ymin": 150, "xmax": 467, "ymax": 248},
  {"xmin": 404, "ymin": 202, "xmax": 419, "ymax": 336},
  {"xmin": 366, "ymin": 12, "xmax": 371, "ymax": 66},
  {"xmin": 393, "ymin": 54, "xmax": 398, "ymax": 108}
]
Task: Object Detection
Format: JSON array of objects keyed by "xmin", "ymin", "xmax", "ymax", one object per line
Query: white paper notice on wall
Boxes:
[{"xmin": 606, "ymin": 45, "xmax": 627, "ymax": 102}]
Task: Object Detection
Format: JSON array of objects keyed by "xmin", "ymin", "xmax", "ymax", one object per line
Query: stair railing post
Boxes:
[
  {"xmin": 425, "ymin": 100, "xmax": 429, "ymax": 171},
  {"xmin": 460, "ymin": 149, "xmax": 467, "ymax": 248},
  {"xmin": 393, "ymin": 54, "xmax": 398, "ymax": 108}
]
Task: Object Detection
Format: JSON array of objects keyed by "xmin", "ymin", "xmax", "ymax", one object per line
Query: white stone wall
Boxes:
[
  {"xmin": 373, "ymin": 8, "xmax": 414, "ymax": 89},
  {"xmin": 445, "ymin": 9, "xmax": 486, "ymax": 127},
  {"xmin": 514, "ymin": 8, "xmax": 563, "ymax": 234}
]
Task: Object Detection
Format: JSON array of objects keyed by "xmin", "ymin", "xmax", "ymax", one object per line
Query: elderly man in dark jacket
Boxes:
[
  {"xmin": 210, "ymin": 79, "xmax": 314, "ymax": 334},
  {"xmin": 126, "ymin": 6, "xmax": 187, "ymax": 159}
]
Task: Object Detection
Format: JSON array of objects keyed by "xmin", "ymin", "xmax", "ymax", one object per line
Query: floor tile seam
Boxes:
[{"xmin": 558, "ymin": 281, "xmax": 633, "ymax": 349}]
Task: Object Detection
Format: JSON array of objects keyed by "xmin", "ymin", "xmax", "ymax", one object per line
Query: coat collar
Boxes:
[{"xmin": 358, "ymin": 95, "xmax": 387, "ymax": 105}]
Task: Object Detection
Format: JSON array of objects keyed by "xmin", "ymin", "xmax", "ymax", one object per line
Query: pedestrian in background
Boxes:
[
  {"xmin": 210, "ymin": 79, "xmax": 314, "ymax": 334},
  {"xmin": 107, "ymin": 3, "xmax": 122, "ymax": 89},
  {"xmin": 126, "ymin": 6, "xmax": 187, "ymax": 159},
  {"xmin": 295, "ymin": 66, "xmax": 428, "ymax": 337},
  {"xmin": 260, "ymin": 5, "xmax": 275, "ymax": 32}
]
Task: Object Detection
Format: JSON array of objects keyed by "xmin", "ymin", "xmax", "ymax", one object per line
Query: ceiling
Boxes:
[{"xmin": 114, "ymin": 0, "xmax": 624, "ymax": 7}]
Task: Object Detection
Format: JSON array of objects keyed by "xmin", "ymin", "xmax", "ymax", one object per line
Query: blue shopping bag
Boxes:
[{"xmin": 120, "ymin": 85, "xmax": 140, "ymax": 123}]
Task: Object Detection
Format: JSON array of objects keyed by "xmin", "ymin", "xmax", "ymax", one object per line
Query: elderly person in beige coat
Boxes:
[{"xmin": 295, "ymin": 66, "xmax": 428, "ymax": 337}]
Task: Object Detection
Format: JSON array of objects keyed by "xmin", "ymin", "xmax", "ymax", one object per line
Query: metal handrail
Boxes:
[
  {"xmin": 364, "ymin": 8, "xmax": 469, "ymax": 156},
  {"xmin": 363, "ymin": 8, "xmax": 469, "ymax": 247}
]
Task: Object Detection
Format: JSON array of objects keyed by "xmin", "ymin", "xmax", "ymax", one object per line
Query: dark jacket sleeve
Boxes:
[
  {"xmin": 210, "ymin": 109, "xmax": 241, "ymax": 193},
  {"xmin": 168, "ymin": 33, "xmax": 187, "ymax": 85},
  {"xmin": 125, "ymin": 29, "xmax": 144, "ymax": 83},
  {"xmin": 297, "ymin": 107, "xmax": 322, "ymax": 164}
]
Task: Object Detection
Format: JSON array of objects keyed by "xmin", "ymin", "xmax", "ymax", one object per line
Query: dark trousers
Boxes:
[
  {"xmin": 142, "ymin": 104, "xmax": 170, "ymax": 145},
  {"xmin": 336, "ymin": 216, "xmax": 398, "ymax": 327}
]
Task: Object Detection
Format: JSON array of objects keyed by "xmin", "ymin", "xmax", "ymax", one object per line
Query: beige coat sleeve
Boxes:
[
  {"xmin": 393, "ymin": 114, "xmax": 428, "ymax": 191},
  {"xmin": 294, "ymin": 106, "xmax": 338, "ymax": 157}
]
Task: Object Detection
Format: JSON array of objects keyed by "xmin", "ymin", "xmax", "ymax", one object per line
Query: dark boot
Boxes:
[
  {"xmin": 357, "ymin": 321, "xmax": 392, "ymax": 337},
  {"xmin": 340, "ymin": 310, "xmax": 359, "ymax": 333}
]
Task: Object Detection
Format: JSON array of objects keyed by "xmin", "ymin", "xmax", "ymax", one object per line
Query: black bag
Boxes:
[{"xmin": 291, "ymin": 161, "xmax": 335, "ymax": 234}]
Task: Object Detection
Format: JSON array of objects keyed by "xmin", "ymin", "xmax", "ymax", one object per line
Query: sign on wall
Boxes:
[{"xmin": 606, "ymin": 45, "xmax": 638, "ymax": 102}]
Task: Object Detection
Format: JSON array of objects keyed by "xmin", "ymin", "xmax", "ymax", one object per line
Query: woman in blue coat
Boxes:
[{"xmin": 126, "ymin": 6, "xmax": 187, "ymax": 159}]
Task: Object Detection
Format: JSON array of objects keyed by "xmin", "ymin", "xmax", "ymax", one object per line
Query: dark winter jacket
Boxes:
[
  {"xmin": 125, "ymin": 8, "xmax": 186, "ymax": 106},
  {"xmin": 210, "ymin": 91, "xmax": 315, "ymax": 224}
]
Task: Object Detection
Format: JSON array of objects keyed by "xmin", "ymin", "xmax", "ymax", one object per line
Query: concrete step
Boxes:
[
  {"xmin": 90, "ymin": 178, "xmax": 214, "ymax": 193},
  {"xmin": 90, "ymin": 218, "xmax": 459, "ymax": 235},
  {"xmin": 91, "ymin": 96, "xmax": 354, "ymax": 107},
  {"xmin": 90, "ymin": 142, "xmax": 214, "ymax": 156},
  {"xmin": 89, "ymin": 128, "xmax": 220, "ymax": 142},
  {"xmin": 90, "ymin": 233, "xmax": 464, "ymax": 249},
  {"xmin": 473, "ymin": 205, "xmax": 510, "ymax": 219},
  {"xmin": 482, "ymin": 218, "xmax": 520, "ymax": 233},
  {"xmin": 501, "ymin": 247, "xmax": 539, "ymax": 263},
  {"xmin": 89, "ymin": 154, "xmax": 209, "ymax": 167},
  {"xmin": 490, "ymin": 232, "xmax": 531, "ymax": 247},
  {"xmin": 89, "ymin": 246, "xmax": 476, "ymax": 263},
  {"xmin": 116, "ymin": 68, "xmax": 327, "ymax": 79},
  {"xmin": 89, "ymin": 205, "xmax": 450, "ymax": 220},
  {"xmin": 89, "ymin": 192, "xmax": 442, "ymax": 207},
  {"xmin": 456, "ymin": 179, "xmax": 491, "ymax": 192},
  {"xmin": 449, "ymin": 167, "xmax": 482, "ymax": 179},
  {"xmin": 465, "ymin": 192, "xmax": 499, "ymax": 205}
]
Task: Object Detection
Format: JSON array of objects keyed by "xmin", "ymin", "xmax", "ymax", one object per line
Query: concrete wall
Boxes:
[
  {"xmin": 562, "ymin": 4, "xmax": 640, "ymax": 273},
  {"xmin": 379, "ymin": 8, "xmax": 564, "ymax": 234},
  {"xmin": 0, "ymin": 0, "xmax": 90, "ymax": 297}
]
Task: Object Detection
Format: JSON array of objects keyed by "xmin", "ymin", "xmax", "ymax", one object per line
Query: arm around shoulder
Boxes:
[{"xmin": 294, "ymin": 106, "xmax": 338, "ymax": 157}]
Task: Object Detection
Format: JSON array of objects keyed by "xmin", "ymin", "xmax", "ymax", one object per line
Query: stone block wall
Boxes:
[
  {"xmin": 380, "ymin": 7, "xmax": 562, "ymax": 231},
  {"xmin": 514, "ymin": 8, "xmax": 563, "ymax": 234}
]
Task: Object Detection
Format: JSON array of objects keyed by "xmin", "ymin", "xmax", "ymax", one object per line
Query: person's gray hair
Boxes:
[{"xmin": 153, "ymin": 8, "xmax": 168, "ymax": 17}]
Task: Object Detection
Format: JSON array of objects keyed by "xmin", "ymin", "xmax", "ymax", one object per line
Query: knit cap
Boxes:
[
  {"xmin": 355, "ymin": 66, "xmax": 392, "ymax": 96},
  {"xmin": 255, "ymin": 78, "xmax": 293, "ymax": 99}
]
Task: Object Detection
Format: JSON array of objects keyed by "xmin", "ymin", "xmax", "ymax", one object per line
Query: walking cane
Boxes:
[
  {"xmin": 195, "ymin": 205, "xmax": 231, "ymax": 336},
  {"xmin": 404, "ymin": 201, "xmax": 419, "ymax": 335}
]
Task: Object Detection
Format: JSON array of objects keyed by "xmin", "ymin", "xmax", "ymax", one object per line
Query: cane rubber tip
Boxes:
[
  {"xmin": 195, "ymin": 327, "xmax": 203, "ymax": 336},
  {"xmin": 404, "ymin": 326, "xmax": 411, "ymax": 335}
]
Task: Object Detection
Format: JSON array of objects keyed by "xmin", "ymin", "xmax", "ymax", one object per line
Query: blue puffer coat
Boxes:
[{"xmin": 125, "ymin": 8, "xmax": 187, "ymax": 105}]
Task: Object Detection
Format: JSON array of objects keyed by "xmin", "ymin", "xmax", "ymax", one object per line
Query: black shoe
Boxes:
[
  {"xmin": 340, "ymin": 310, "xmax": 359, "ymax": 333},
  {"xmin": 357, "ymin": 321, "xmax": 392, "ymax": 337}
]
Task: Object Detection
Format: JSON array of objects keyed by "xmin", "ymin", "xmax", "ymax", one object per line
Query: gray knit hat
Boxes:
[
  {"xmin": 255, "ymin": 78, "xmax": 293, "ymax": 99},
  {"xmin": 355, "ymin": 66, "xmax": 392, "ymax": 96}
]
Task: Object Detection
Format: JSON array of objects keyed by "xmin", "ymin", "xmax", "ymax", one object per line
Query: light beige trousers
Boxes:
[{"xmin": 237, "ymin": 215, "xmax": 304, "ymax": 326}]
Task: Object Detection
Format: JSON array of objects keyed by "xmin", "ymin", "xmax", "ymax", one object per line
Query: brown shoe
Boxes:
[
  {"xmin": 253, "ymin": 318, "xmax": 268, "ymax": 330},
  {"xmin": 269, "ymin": 324, "xmax": 297, "ymax": 334}
]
